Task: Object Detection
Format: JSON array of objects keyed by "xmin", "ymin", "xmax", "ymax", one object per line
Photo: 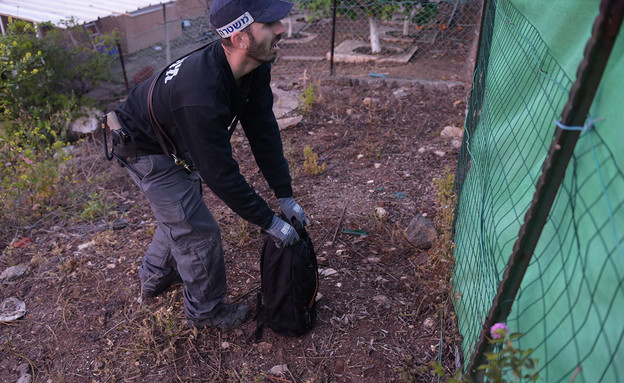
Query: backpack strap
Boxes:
[{"xmin": 247, "ymin": 291, "xmax": 265, "ymax": 343}]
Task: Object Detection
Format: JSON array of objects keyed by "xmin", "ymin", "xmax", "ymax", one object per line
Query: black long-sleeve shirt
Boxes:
[{"xmin": 115, "ymin": 40, "xmax": 292, "ymax": 229}]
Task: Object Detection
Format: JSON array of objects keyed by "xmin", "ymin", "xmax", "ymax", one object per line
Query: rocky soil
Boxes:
[{"xmin": 1, "ymin": 76, "xmax": 467, "ymax": 382}]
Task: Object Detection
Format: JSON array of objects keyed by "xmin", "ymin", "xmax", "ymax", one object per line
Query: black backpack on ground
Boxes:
[{"xmin": 250, "ymin": 224, "xmax": 319, "ymax": 341}]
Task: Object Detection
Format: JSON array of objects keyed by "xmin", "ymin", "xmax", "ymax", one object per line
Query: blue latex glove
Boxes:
[
  {"xmin": 278, "ymin": 197, "xmax": 307, "ymax": 228},
  {"xmin": 265, "ymin": 215, "xmax": 300, "ymax": 248}
]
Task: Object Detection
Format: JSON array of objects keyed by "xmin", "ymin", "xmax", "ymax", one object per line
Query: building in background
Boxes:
[{"xmin": 0, "ymin": 0, "xmax": 208, "ymax": 54}]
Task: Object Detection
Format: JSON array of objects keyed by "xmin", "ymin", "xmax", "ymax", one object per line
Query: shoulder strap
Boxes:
[
  {"xmin": 147, "ymin": 74, "xmax": 177, "ymax": 158},
  {"xmin": 145, "ymin": 41, "xmax": 213, "ymax": 158},
  {"xmin": 228, "ymin": 100, "xmax": 247, "ymax": 138},
  {"xmin": 146, "ymin": 44, "xmax": 245, "ymax": 154}
]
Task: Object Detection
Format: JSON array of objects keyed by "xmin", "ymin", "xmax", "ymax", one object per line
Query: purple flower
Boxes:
[{"xmin": 490, "ymin": 323, "xmax": 508, "ymax": 339}]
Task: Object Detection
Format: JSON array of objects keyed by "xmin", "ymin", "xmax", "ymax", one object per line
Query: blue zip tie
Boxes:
[{"xmin": 554, "ymin": 116, "xmax": 604, "ymax": 132}]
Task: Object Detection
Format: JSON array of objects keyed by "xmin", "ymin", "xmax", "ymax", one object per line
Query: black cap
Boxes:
[{"xmin": 210, "ymin": 0, "xmax": 294, "ymax": 38}]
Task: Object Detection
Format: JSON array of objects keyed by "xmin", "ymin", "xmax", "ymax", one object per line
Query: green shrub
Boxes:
[
  {"xmin": 298, "ymin": 82, "xmax": 316, "ymax": 115},
  {"xmin": 0, "ymin": 18, "xmax": 116, "ymax": 247},
  {"xmin": 303, "ymin": 145, "xmax": 326, "ymax": 175},
  {"xmin": 0, "ymin": 18, "xmax": 113, "ymax": 142}
]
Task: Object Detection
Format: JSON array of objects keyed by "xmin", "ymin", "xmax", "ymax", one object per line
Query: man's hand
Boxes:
[
  {"xmin": 265, "ymin": 215, "xmax": 300, "ymax": 248},
  {"xmin": 278, "ymin": 197, "xmax": 307, "ymax": 228}
]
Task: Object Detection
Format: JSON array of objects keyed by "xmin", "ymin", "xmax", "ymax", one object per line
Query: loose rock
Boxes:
[
  {"xmin": 451, "ymin": 138, "xmax": 462, "ymax": 149},
  {"xmin": 319, "ymin": 268, "xmax": 338, "ymax": 277},
  {"xmin": 424, "ymin": 317, "xmax": 436, "ymax": 329},
  {"xmin": 257, "ymin": 342, "xmax": 273, "ymax": 353},
  {"xmin": 16, "ymin": 363, "xmax": 30, "ymax": 375},
  {"xmin": 0, "ymin": 297, "xmax": 26, "ymax": 322},
  {"xmin": 68, "ymin": 107, "xmax": 102, "ymax": 135},
  {"xmin": 441, "ymin": 126, "xmax": 463, "ymax": 139},
  {"xmin": 269, "ymin": 364, "xmax": 289, "ymax": 376},
  {"xmin": 405, "ymin": 215, "xmax": 437, "ymax": 249},
  {"xmin": 0, "ymin": 265, "xmax": 28, "ymax": 282},
  {"xmin": 392, "ymin": 88, "xmax": 407, "ymax": 98},
  {"xmin": 372, "ymin": 295, "xmax": 391, "ymax": 308},
  {"xmin": 277, "ymin": 115, "xmax": 303, "ymax": 130},
  {"xmin": 111, "ymin": 218, "xmax": 129, "ymax": 230},
  {"xmin": 375, "ymin": 207, "xmax": 387, "ymax": 219},
  {"xmin": 78, "ymin": 241, "xmax": 95, "ymax": 251}
]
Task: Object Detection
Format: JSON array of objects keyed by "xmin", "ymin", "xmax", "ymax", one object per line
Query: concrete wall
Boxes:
[{"xmin": 98, "ymin": 0, "xmax": 208, "ymax": 54}]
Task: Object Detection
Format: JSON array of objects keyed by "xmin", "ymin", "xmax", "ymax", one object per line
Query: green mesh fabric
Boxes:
[{"xmin": 452, "ymin": 0, "xmax": 623, "ymax": 381}]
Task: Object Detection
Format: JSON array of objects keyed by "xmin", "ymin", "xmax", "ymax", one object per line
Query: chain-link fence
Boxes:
[
  {"xmin": 282, "ymin": 0, "xmax": 482, "ymax": 81},
  {"xmin": 103, "ymin": 0, "xmax": 482, "ymax": 90},
  {"xmin": 453, "ymin": 0, "xmax": 623, "ymax": 381}
]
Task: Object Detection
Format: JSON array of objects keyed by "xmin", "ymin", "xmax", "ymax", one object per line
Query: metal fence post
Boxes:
[
  {"xmin": 163, "ymin": 3, "xmax": 171, "ymax": 65},
  {"xmin": 329, "ymin": 0, "xmax": 338, "ymax": 76},
  {"xmin": 116, "ymin": 39, "xmax": 130, "ymax": 94}
]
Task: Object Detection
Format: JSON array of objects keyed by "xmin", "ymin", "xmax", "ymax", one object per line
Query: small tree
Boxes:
[
  {"xmin": 401, "ymin": 2, "xmax": 439, "ymax": 35},
  {"xmin": 298, "ymin": 0, "xmax": 397, "ymax": 53},
  {"xmin": 297, "ymin": 0, "xmax": 439, "ymax": 53}
]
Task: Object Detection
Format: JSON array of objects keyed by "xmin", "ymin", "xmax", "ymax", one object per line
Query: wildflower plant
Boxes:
[
  {"xmin": 432, "ymin": 322, "xmax": 539, "ymax": 382},
  {"xmin": 478, "ymin": 323, "xmax": 539, "ymax": 382}
]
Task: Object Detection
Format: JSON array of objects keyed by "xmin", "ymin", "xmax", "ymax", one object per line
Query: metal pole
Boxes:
[
  {"xmin": 329, "ymin": 0, "xmax": 337, "ymax": 76},
  {"xmin": 163, "ymin": 3, "xmax": 171, "ymax": 65},
  {"xmin": 466, "ymin": 0, "xmax": 624, "ymax": 379},
  {"xmin": 116, "ymin": 39, "xmax": 130, "ymax": 94}
]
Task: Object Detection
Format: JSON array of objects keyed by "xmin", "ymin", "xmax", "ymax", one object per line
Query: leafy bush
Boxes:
[
  {"xmin": 0, "ymin": 18, "xmax": 116, "ymax": 247},
  {"xmin": 296, "ymin": 0, "xmax": 438, "ymax": 25},
  {"xmin": 1, "ymin": 19, "xmax": 113, "ymax": 140}
]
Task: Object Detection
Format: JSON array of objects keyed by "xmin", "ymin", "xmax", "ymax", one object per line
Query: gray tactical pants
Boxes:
[{"xmin": 127, "ymin": 154, "xmax": 226, "ymax": 321}]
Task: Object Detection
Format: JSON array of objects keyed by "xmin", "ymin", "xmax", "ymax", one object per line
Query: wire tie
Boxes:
[{"xmin": 555, "ymin": 116, "xmax": 604, "ymax": 132}]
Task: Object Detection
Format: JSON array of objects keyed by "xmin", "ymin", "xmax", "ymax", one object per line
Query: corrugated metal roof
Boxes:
[{"xmin": 0, "ymin": 0, "xmax": 172, "ymax": 27}]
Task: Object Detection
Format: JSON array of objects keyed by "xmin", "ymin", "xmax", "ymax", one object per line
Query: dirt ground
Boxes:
[{"xmin": 1, "ymin": 76, "xmax": 466, "ymax": 382}]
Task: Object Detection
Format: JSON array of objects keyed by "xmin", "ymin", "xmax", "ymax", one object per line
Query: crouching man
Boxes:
[{"xmin": 107, "ymin": 0, "xmax": 307, "ymax": 329}]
